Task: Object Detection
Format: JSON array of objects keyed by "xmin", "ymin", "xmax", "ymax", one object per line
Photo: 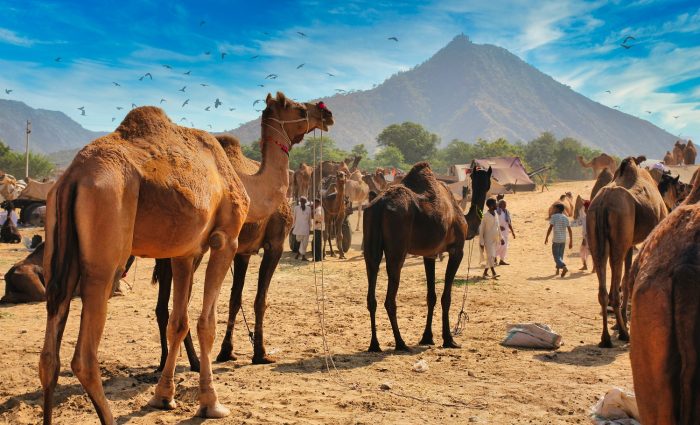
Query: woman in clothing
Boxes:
[{"xmin": 291, "ymin": 197, "xmax": 313, "ymax": 261}]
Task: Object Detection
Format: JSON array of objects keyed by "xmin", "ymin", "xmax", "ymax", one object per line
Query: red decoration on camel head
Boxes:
[{"xmin": 317, "ymin": 101, "xmax": 327, "ymax": 110}]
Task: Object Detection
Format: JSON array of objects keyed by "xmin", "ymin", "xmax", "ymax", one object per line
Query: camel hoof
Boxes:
[
  {"xmin": 189, "ymin": 362, "xmax": 201, "ymax": 373},
  {"xmin": 368, "ymin": 341, "xmax": 382, "ymax": 353},
  {"xmin": 611, "ymin": 322, "xmax": 621, "ymax": 331},
  {"xmin": 442, "ymin": 339, "xmax": 461, "ymax": 349},
  {"xmin": 215, "ymin": 351, "xmax": 236, "ymax": 363},
  {"xmin": 418, "ymin": 335, "xmax": 434, "ymax": 346},
  {"xmin": 618, "ymin": 332, "xmax": 630, "ymax": 342},
  {"xmin": 196, "ymin": 402, "xmax": 230, "ymax": 418},
  {"xmin": 598, "ymin": 339, "xmax": 613, "ymax": 349},
  {"xmin": 252, "ymin": 355, "xmax": 276, "ymax": 365},
  {"xmin": 395, "ymin": 343, "xmax": 411, "ymax": 352},
  {"xmin": 148, "ymin": 395, "xmax": 176, "ymax": 410}
]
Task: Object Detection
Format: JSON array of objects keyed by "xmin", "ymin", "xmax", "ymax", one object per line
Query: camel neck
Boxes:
[{"xmin": 237, "ymin": 127, "xmax": 291, "ymax": 222}]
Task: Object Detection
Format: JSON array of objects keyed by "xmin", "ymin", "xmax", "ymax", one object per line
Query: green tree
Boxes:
[
  {"xmin": 376, "ymin": 122, "xmax": 439, "ymax": 164},
  {"xmin": 241, "ymin": 139, "xmax": 262, "ymax": 162},
  {"xmin": 0, "ymin": 140, "xmax": 55, "ymax": 179},
  {"xmin": 553, "ymin": 137, "xmax": 600, "ymax": 180},
  {"xmin": 374, "ymin": 146, "xmax": 408, "ymax": 170},
  {"xmin": 351, "ymin": 143, "xmax": 368, "ymax": 159},
  {"xmin": 523, "ymin": 132, "xmax": 557, "ymax": 172}
]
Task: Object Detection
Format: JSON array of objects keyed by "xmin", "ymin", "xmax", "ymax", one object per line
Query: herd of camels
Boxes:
[{"xmin": 0, "ymin": 91, "xmax": 695, "ymax": 423}]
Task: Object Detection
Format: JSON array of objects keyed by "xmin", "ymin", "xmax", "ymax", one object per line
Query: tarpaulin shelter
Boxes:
[{"xmin": 470, "ymin": 157, "xmax": 536, "ymax": 192}]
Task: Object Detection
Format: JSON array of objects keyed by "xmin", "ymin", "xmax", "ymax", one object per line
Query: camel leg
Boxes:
[
  {"xmin": 327, "ymin": 222, "xmax": 336, "ymax": 257},
  {"xmin": 611, "ymin": 254, "xmax": 629, "ymax": 342},
  {"xmin": 385, "ymin": 253, "xmax": 408, "ymax": 351},
  {"xmin": 365, "ymin": 239, "xmax": 382, "ymax": 353},
  {"xmin": 216, "ymin": 254, "xmax": 249, "ymax": 363},
  {"xmin": 619, "ymin": 248, "xmax": 633, "ymax": 336},
  {"xmin": 596, "ymin": 258, "xmax": 612, "ymax": 348},
  {"xmin": 336, "ymin": 217, "xmax": 345, "ymax": 259},
  {"xmin": 149, "ymin": 257, "xmax": 195, "ymax": 411},
  {"xmin": 442, "ymin": 248, "xmax": 463, "ymax": 348},
  {"xmin": 39, "ymin": 261, "xmax": 79, "ymax": 425},
  {"xmin": 195, "ymin": 241, "xmax": 237, "ymax": 418},
  {"xmin": 419, "ymin": 257, "xmax": 437, "ymax": 345},
  {"xmin": 355, "ymin": 205, "xmax": 361, "ymax": 231},
  {"xmin": 70, "ymin": 270, "xmax": 119, "ymax": 425},
  {"xmin": 251, "ymin": 243, "xmax": 283, "ymax": 364}
]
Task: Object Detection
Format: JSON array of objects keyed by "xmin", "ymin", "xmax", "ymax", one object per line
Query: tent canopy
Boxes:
[{"xmin": 470, "ymin": 157, "xmax": 536, "ymax": 192}]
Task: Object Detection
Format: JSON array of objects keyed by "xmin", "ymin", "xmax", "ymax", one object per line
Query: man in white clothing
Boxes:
[
  {"xmin": 479, "ymin": 198, "xmax": 504, "ymax": 279},
  {"xmin": 292, "ymin": 197, "xmax": 312, "ymax": 261}
]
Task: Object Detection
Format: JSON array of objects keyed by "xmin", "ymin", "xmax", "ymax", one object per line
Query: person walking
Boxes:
[
  {"xmin": 545, "ymin": 203, "xmax": 573, "ymax": 277},
  {"xmin": 496, "ymin": 199, "xmax": 515, "ymax": 265},
  {"xmin": 292, "ymin": 197, "xmax": 312, "ymax": 261},
  {"xmin": 312, "ymin": 198, "xmax": 324, "ymax": 262},
  {"xmin": 479, "ymin": 198, "xmax": 504, "ymax": 279}
]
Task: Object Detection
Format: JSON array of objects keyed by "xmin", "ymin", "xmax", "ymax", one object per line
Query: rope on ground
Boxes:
[
  {"xmin": 453, "ymin": 238, "xmax": 475, "ymax": 336},
  {"xmin": 229, "ymin": 265, "xmax": 255, "ymax": 348}
]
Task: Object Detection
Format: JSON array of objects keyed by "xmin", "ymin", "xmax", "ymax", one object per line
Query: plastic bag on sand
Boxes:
[
  {"xmin": 590, "ymin": 388, "xmax": 640, "ymax": 425},
  {"xmin": 412, "ymin": 359, "xmax": 428, "ymax": 373},
  {"xmin": 501, "ymin": 323, "xmax": 562, "ymax": 349}
]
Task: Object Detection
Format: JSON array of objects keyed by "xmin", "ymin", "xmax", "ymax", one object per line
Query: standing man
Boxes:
[
  {"xmin": 496, "ymin": 199, "xmax": 515, "ymax": 265},
  {"xmin": 312, "ymin": 198, "xmax": 324, "ymax": 262},
  {"xmin": 545, "ymin": 203, "xmax": 573, "ymax": 277},
  {"xmin": 479, "ymin": 198, "xmax": 504, "ymax": 279},
  {"xmin": 292, "ymin": 197, "xmax": 312, "ymax": 261}
]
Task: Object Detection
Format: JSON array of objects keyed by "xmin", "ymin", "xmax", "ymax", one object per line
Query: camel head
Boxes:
[
  {"xmin": 336, "ymin": 170, "xmax": 347, "ymax": 185},
  {"xmin": 634, "ymin": 155, "xmax": 647, "ymax": 165},
  {"xmin": 658, "ymin": 174, "xmax": 682, "ymax": 211},
  {"xmin": 262, "ymin": 92, "xmax": 334, "ymax": 147},
  {"xmin": 465, "ymin": 166, "xmax": 492, "ymax": 240}
]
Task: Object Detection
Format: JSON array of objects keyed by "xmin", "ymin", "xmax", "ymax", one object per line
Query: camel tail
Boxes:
[
  {"xmin": 151, "ymin": 258, "xmax": 172, "ymax": 286},
  {"xmin": 45, "ymin": 182, "xmax": 79, "ymax": 316},
  {"xmin": 592, "ymin": 207, "xmax": 609, "ymax": 271},
  {"xmin": 672, "ymin": 245, "xmax": 700, "ymax": 423},
  {"xmin": 362, "ymin": 201, "xmax": 384, "ymax": 265}
]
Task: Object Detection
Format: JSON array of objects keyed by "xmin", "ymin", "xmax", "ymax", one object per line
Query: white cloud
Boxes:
[{"xmin": 0, "ymin": 28, "xmax": 37, "ymax": 47}]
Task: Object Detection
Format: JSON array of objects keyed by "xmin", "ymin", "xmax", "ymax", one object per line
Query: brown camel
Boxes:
[
  {"xmin": 1, "ymin": 243, "xmax": 45, "ymax": 303},
  {"xmin": 684, "ymin": 139, "xmax": 697, "ymax": 165},
  {"xmin": 363, "ymin": 163, "xmax": 492, "ymax": 351},
  {"xmin": 673, "ymin": 140, "xmax": 686, "ymax": 165},
  {"xmin": 323, "ymin": 170, "xmax": 347, "ymax": 258},
  {"xmin": 577, "ymin": 153, "xmax": 617, "ymax": 178},
  {"xmin": 345, "ymin": 177, "xmax": 369, "ymax": 231},
  {"xmin": 657, "ymin": 173, "xmax": 682, "ymax": 211},
  {"xmin": 663, "ymin": 150, "xmax": 675, "ymax": 165},
  {"xmin": 628, "ymin": 171, "xmax": 700, "ymax": 424},
  {"xmin": 39, "ymin": 94, "xmax": 330, "ymax": 424},
  {"xmin": 347, "ymin": 155, "xmax": 362, "ymax": 172},
  {"xmin": 311, "ymin": 160, "xmax": 350, "ymax": 197},
  {"xmin": 590, "ymin": 168, "xmax": 614, "ymax": 200},
  {"xmin": 293, "ymin": 162, "xmax": 312, "ymax": 200},
  {"xmin": 547, "ymin": 192, "xmax": 574, "ymax": 217},
  {"xmin": 586, "ymin": 157, "xmax": 667, "ymax": 348}
]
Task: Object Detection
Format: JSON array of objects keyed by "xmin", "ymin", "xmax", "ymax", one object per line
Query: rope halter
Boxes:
[{"xmin": 262, "ymin": 115, "xmax": 310, "ymax": 156}]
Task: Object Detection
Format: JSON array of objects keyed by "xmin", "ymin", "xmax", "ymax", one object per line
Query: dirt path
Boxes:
[{"xmin": 0, "ymin": 180, "xmax": 632, "ymax": 424}]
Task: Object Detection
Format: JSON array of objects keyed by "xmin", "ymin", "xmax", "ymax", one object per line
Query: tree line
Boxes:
[
  {"xmin": 0, "ymin": 140, "xmax": 55, "ymax": 179},
  {"xmin": 239, "ymin": 121, "xmax": 607, "ymax": 181}
]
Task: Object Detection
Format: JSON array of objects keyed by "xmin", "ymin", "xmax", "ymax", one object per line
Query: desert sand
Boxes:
[{"xmin": 0, "ymin": 180, "xmax": 633, "ymax": 424}]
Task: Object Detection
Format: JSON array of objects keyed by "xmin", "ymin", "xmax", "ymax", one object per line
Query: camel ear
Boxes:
[
  {"xmin": 487, "ymin": 166, "xmax": 492, "ymax": 177},
  {"xmin": 276, "ymin": 91, "xmax": 288, "ymax": 107},
  {"xmin": 265, "ymin": 93, "xmax": 274, "ymax": 106},
  {"xmin": 674, "ymin": 175, "xmax": 680, "ymax": 183}
]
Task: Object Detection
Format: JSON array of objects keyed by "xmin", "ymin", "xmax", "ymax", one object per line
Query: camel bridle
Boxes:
[{"xmin": 262, "ymin": 113, "xmax": 310, "ymax": 156}]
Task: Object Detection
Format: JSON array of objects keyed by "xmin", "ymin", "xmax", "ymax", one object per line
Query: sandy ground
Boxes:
[{"xmin": 0, "ymin": 180, "xmax": 634, "ymax": 425}]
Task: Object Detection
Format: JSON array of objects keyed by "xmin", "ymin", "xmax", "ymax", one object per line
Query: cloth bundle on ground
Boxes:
[
  {"xmin": 590, "ymin": 388, "xmax": 640, "ymax": 425},
  {"xmin": 501, "ymin": 323, "xmax": 562, "ymax": 349}
]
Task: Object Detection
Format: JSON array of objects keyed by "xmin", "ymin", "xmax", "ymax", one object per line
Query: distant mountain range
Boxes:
[
  {"xmin": 228, "ymin": 35, "xmax": 676, "ymax": 158},
  {"xmin": 0, "ymin": 99, "xmax": 105, "ymax": 154}
]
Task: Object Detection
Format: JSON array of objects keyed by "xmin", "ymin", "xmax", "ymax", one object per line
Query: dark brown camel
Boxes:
[
  {"xmin": 322, "ymin": 170, "xmax": 347, "ymax": 259},
  {"xmin": 363, "ymin": 162, "xmax": 491, "ymax": 352},
  {"xmin": 586, "ymin": 157, "xmax": 667, "ymax": 347},
  {"xmin": 1, "ymin": 243, "xmax": 45, "ymax": 303},
  {"xmin": 657, "ymin": 173, "xmax": 682, "ymax": 211},
  {"xmin": 311, "ymin": 160, "xmax": 350, "ymax": 197},
  {"xmin": 628, "ymin": 171, "xmax": 700, "ymax": 424},
  {"xmin": 590, "ymin": 167, "xmax": 614, "ymax": 200},
  {"xmin": 684, "ymin": 139, "xmax": 697, "ymax": 165},
  {"xmin": 151, "ymin": 134, "xmax": 294, "ymax": 372}
]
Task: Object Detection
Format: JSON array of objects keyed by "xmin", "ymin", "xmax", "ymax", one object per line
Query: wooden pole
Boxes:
[{"xmin": 24, "ymin": 120, "xmax": 31, "ymax": 180}]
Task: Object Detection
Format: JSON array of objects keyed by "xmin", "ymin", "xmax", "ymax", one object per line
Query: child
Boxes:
[{"xmin": 545, "ymin": 203, "xmax": 573, "ymax": 277}]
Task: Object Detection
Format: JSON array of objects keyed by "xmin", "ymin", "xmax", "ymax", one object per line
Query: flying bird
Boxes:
[
  {"xmin": 258, "ymin": 84, "xmax": 265, "ymax": 87},
  {"xmin": 139, "ymin": 72, "xmax": 153, "ymax": 81},
  {"xmin": 613, "ymin": 105, "xmax": 621, "ymax": 109},
  {"xmin": 204, "ymin": 51, "xmax": 211, "ymax": 55},
  {"xmin": 116, "ymin": 106, "xmax": 123, "ymax": 110},
  {"xmin": 622, "ymin": 36, "xmax": 636, "ymax": 44},
  {"xmin": 208, "ymin": 124, "xmax": 212, "ymax": 129},
  {"xmin": 214, "ymin": 98, "xmax": 222, "ymax": 108},
  {"xmin": 4, "ymin": 89, "xmax": 12, "ymax": 94},
  {"xmin": 131, "ymin": 103, "xmax": 137, "ymax": 109},
  {"xmin": 199, "ymin": 20, "xmax": 206, "ymax": 26},
  {"xmin": 204, "ymin": 106, "xmax": 210, "ymax": 111},
  {"xmin": 265, "ymin": 74, "xmax": 278, "ymax": 79},
  {"xmin": 388, "ymin": 37, "xmax": 399, "ymax": 42},
  {"xmin": 296, "ymin": 63, "xmax": 305, "ymax": 69},
  {"xmin": 253, "ymin": 99, "xmax": 262, "ymax": 106},
  {"xmin": 55, "ymin": 57, "xmax": 62, "ymax": 62},
  {"xmin": 645, "ymin": 110, "xmax": 652, "ymax": 114},
  {"xmin": 162, "ymin": 64, "xmax": 172, "ymax": 69},
  {"xmin": 200, "ymin": 83, "xmax": 209, "ymax": 87},
  {"xmin": 180, "ymin": 117, "xmax": 187, "ymax": 122},
  {"xmin": 335, "ymin": 89, "xmax": 346, "ymax": 92},
  {"xmin": 250, "ymin": 55, "xmax": 259, "ymax": 59},
  {"xmin": 182, "ymin": 99, "xmax": 190, "ymax": 107},
  {"xmin": 112, "ymin": 82, "xmax": 121, "ymax": 86},
  {"xmin": 77, "ymin": 106, "xmax": 85, "ymax": 111},
  {"xmin": 221, "ymin": 52, "xmax": 227, "ymax": 60},
  {"xmin": 160, "ymin": 98, "xmax": 167, "ymax": 104},
  {"xmin": 326, "ymin": 72, "xmax": 335, "ymax": 77},
  {"xmin": 228, "ymin": 107, "xmax": 236, "ymax": 111},
  {"xmin": 111, "ymin": 117, "xmax": 116, "ymax": 122},
  {"xmin": 297, "ymin": 31, "xmax": 307, "ymax": 37},
  {"xmin": 620, "ymin": 43, "xmax": 632, "ymax": 49},
  {"xmin": 604, "ymin": 90, "xmax": 611, "ymax": 94},
  {"xmin": 179, "ymin": 86, "xmax": 187, "ymax": 92},
  {"xmin": 183, "ymin": 70, "xmax": 191, "ymax": 75},
  {"xmin": 673, "ymin": 115, "xmax": 680, "ymax": 119}
]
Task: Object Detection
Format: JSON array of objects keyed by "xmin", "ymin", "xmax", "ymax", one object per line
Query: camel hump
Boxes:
[
  {"xmin": 116, "ymin": 106, "xmax": 173, "ymax": 139},
  {"xmin": 401, "ymin": 162, "xmax": 439, "ymax": 194},
  {"xmin": 215, "ymin": 134, "xmax": 241, "ymax": 149}
]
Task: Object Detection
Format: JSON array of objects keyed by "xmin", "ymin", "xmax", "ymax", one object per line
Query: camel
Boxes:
[
  {"xmin": 0, "ymin": 173, "xmax": 25, "ymax": 201},
  {"xmin": 39, "ymin": 93, "xmax": 331, "ymax": 424},
  {"xmin": 590, "ymin": 168, "xmax": 614, "ymax": 200},
  {"xmin": 547, "ymin": 192, "xmax": 574, "ymax": 217},
  {"xmin": 586, "ymin": 157, "xmax": 667, "ymax": 348},
  {"xmin": 363, "ymin": 162, "xmax": 492, "ymax": 352},
  {"xmin": 657, "ymin": 173, "xmax": 682, "ymax": 211},
  {"xmin": 673, "ymin": 140, "xmax": 686, "ymax": 165},
  {"xmin": 628, "ymin": 171, "xmax": 700, "ymax": 424},
  {"xmin": 293, "ymin": 162, "xmax": 312, "ymax": 200},
  {"xmin": 347, "ymin": 155, "xmax": 362, "ymax": 172},
  {"xmin": 323, "ymin": 170, "xmax": 347, "ymax": 258},
  {"xmin": 1, "ymin": 242, "xmax": 45, "ymax": 303},
  {"xmin": 663, "ymin": 150, "xmax": 675, "ymax": 165},
  {"xmin": 577, "ymin": 153, "xmax": 617, "ymax": 178},
  {"xmin": 345, "ymin": 177, "xmax": 369, "ymax": 231},
  {"xmin": 684, "ymin": 139, "xmax": 697, "ymax": 165},
  {"xmin": 311, "ymin": 160, "xmax": 350, "ymax": 197},
  {"xmin": 151, "ymin": 128, "xmax": 308, "ymax": 371}
]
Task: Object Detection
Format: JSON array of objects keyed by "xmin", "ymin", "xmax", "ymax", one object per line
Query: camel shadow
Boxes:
[
  {"xmin": 271, "ymin": 346, "xmax": 429, "ymax": 374},
  {"xmin": 533, "ymin": 343, "xmax": 627, "ymax": 367},
  {"xmin": 526, "ymin": 274, "xmax": 561, "ymax": 282}
]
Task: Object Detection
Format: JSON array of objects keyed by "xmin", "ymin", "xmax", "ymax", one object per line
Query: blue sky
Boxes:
[{"xmin": 0, "ymin": 0, "xmax": 698, "ymax": 147}]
